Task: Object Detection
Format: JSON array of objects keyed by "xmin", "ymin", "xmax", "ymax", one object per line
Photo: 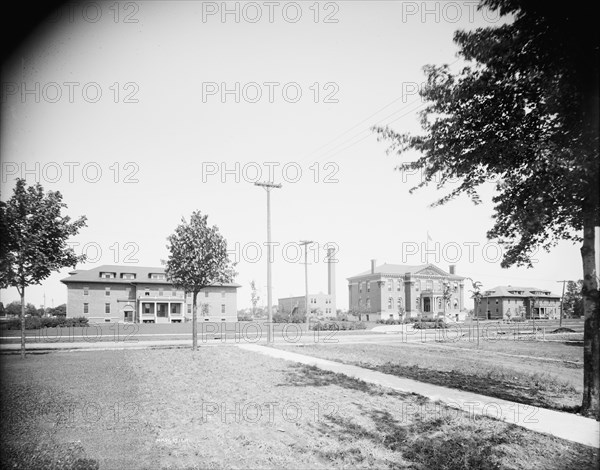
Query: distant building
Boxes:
[
  {"xmin": 278, "ymin": 292, "xmax": 336, "ymax": 319},
  {"xmin": 61, "ymin": 265, "xmax": 240, "ymax": 323},
  {"xmin": 347, "ymin": 260, "xmax": 466, "ymax": 322},
  {"xmin": 475, "ymin": 286, "xmax": 560, "ymax": 320},
  {"xmin": 278, "ymin": 247, "xmax": 337, "ymax": 320}
]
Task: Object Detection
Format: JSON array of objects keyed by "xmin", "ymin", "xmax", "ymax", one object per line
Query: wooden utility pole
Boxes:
[
  {"xmin": 254, "ymin": 182, "xmax": 282, "ymax": 343},
  {"xmin": 300, "ymin": 240, "xmax": 314, "ymax": 332},
  {"xmin": 557, "ymin": 280, "xmax": 568, "ymax": 327}
]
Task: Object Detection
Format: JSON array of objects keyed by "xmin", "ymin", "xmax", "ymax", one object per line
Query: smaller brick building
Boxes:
[
  {"xmin": 61, "ymin": 265, "xmax": 240, "ymax": 323},
  {"xmin": 278, "ymin": 292, "xmax": 336, "ymax": 319},
  {"xmin": 474, "ymin": 286, "xmax": 560, "ymax": 320}
]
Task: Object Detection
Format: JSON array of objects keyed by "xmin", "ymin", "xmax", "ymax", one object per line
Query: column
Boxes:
[
  {"xmin": 154, "ymin": 301, "xmax": 157, "ymax": 323},
  {"xmin": 168, "ymin": 302, "xmax": 171, "ymax": 323}
]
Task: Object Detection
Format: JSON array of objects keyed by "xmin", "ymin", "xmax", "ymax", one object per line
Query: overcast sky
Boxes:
[{"xmin": 1, "ymin": 1, "xmax": 594, "ymax": 310}]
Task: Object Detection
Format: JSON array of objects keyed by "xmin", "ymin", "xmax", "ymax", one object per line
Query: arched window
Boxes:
[{"xmin": 388, "ymin": 297, "xmax": 394, "ymax": 309}]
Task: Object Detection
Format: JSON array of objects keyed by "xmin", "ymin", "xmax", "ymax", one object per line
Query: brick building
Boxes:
[
  {"xmin": 61, "ymin": 265, "xmax": 240, "ymax": 323},
  {"xmin": 475, "ymin": 286, "xmax": 560, "ymax": 320},
  {"xmin": 347, "ymin": 260, "xmax": 466, "ymax": 322},
  {"xmin": 278, "ymin": 292, "xmax": 336, "ymax": 319}
]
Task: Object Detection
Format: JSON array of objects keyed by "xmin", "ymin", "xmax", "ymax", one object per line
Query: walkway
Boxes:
[{"xmin": 238, "ymin": 343, "xmax": 600, "ymax": 449}]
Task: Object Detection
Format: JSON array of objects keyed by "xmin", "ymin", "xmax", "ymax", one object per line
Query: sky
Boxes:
[{"xmin": 1, "ymin": 0, "xmax": 595, "ymax": 310}]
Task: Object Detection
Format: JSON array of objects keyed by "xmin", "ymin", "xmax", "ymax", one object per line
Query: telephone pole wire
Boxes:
[
  {"xmin": 300, "ymin": 240, "xmax": 314, "ymax": 332},
  {"xmin": 557, "ymin": 280, "xmax": 569, "ymax": 327},
  {"xmin": 255, "ymin": 181, "xmax": 282, "ymax": 343}
]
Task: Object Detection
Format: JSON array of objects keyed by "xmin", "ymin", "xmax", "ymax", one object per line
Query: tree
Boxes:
[
  {"xmin": 0, "ymin": 179, "xmax": 87, "ymax": 358},
  {"xmin": 373, "ymin": 1, "xmax": 599, "ymax": 417},
  {"xmin": 163, "ymin": 211, "xmax": 236, "ymax": 351},
  {"xmin": 564, "ymin": 280, "xmax": 584, "ymax": 318},
  {"xmin": 250, "ymin": 280, "xmax": 260, "ymax": 319}
]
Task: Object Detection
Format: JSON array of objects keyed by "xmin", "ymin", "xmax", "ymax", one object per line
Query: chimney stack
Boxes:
[
  {"xmin": 449, "ymin": 265, "xmax": 456, "ymax": 275},
  {"xmin": 327, "ymin": 247, "xmax": 335, "ymax": 299},
  {"xmin": 371, "ymin": 259, "xmax": 376, "ymax": 274}
]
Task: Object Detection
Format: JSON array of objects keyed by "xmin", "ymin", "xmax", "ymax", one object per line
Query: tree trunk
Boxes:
[
  {"xmin": 192, "ymin": 291, "xmax": 198, "ymax": 351},
  {"xmin": 20, "ymin": 289, "xmax": 26, "ymax": 359},
  {"xmin": 581, "ymin": 220, "xmax": 599, "ymax": 419}
]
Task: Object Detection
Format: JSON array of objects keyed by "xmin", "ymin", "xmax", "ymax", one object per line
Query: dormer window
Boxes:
[
  {"xmin": 121, "ymin": 273, "xmax": 136, "ymax": 280},
  {"xmin": 100, "ymin": 272, "xmax": 116, "ymax": 279},
  {"xmin": 149, "ymin": 273, "xmax": 166, "ymax": 280}
]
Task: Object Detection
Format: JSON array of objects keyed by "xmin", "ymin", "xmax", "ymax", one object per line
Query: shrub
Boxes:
[{"xmin": 310, "ymin": 320, "xmax": 366, "ymax": 331}]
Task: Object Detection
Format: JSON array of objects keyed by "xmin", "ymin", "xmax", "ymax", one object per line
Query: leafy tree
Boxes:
[
  {"xmin": 373, "ymin": 1, "xmax": 599, "ymax": 417},
  {"xmin": 5, "ymin": 301, "xmax": 23, "ymax": 317},
  {"xmin": 250, "ymin": 280, "xmax": 260, "ymax": 319},
  {"xmin": 0, "ymin": 301, "xmax": 4, "ymax": 316},
  {"xmin": 564, "ymin": 280, "xmax": 584, "ymax": 318},
  {"xmin": 163, "ymin": 211, "xmax": 236, "ymax": 351},
  {"xmin": 0, "ymin": 179, "xmax": 87, "ymax": 358}
]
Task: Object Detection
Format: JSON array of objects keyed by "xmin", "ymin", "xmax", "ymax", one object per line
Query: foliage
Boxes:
[
  {"xmin": 373, "ymin": 0, "xmax": 599, "ymax": 417},
  {"xmin": 0, "ymin": 316, "xmax": 89, "ymax": 330},
  {"xmin": 0, "ymin": 179, "xmax": 87, "ymax": 293},
  {"xmin": 563, "ymin": 280, "xmax": 584, "ymax": 318},
  {"xmin": 164, "ymin": 211, "xmax": 236, "ymax": 349},
  {"xmin": 311, "ymin": 321, "xmax": 367, "ymax": 331}
]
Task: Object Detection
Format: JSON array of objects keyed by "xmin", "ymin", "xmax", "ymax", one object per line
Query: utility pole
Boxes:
[
  {"xmin": 557, "ymin": 280, "xmax": 568, "ymax": 327},
  {"xmin": 300, "ymin": 240, "xmax": 314, "ymax": 332},
  {"xmin": 254, "ymin": 181, "xmax": 282, "ymax": 343}
]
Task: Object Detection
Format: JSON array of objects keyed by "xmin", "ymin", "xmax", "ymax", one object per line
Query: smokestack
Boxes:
[
  {"xmin": 371, "ymin": 259, "xmax": 376, "ymax": 274},
  {"xmin": 327, "ymin": 248, "xmax": 335, "ymax": 298},
  {"xmin": 449, "ymin": 265, "xmax": 456, "ymax": 275}
]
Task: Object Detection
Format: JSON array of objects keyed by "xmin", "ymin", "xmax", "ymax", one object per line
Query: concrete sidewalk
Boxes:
[{"xmin": 238, "ymin": 343, "xmax": 600, "ymax": 449}]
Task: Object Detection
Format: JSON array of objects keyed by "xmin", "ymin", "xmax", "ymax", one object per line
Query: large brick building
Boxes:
[
  {"xmin": 61, "ymin": 265, "xmax": 240, "ymax": 323},
  {"xmin": 347, "ymin": 260, "xmax": 466, "ymax": 321},
  {"xmin": 475, "ymin": 286, "xmax": 561, "ymax": 320}
]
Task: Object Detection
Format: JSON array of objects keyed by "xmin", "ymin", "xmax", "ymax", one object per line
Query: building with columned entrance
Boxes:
[
  {"xmin": 347, "ymin": 260, "xmax": 467, "ymax": 321},
  {"xmin": 61, "ymin": 265, "xmax": 240, "ymax": 323},
  {"xmin": 475, "ymin": 286, "xmax": 560, "ymax": 320}
]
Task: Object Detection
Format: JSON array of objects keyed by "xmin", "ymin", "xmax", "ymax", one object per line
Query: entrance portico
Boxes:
[{"xmin": 139, "ymin": 298, "xmax": 184, "ymax": 323}]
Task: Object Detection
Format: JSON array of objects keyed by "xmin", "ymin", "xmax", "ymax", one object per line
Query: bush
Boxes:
[
  {"xmin": 310, "ymin": 320, "xmax": 366, "ymax": 331},
  {"xmin": 413, "ymin": 319, "xmax": 448, "ymax": 329}
]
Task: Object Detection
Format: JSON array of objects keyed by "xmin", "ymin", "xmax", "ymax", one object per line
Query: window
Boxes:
[
  {"xmin": 366, "ymin": 298, "xmax": 371, "ymax": 308},
  {"xmin": 397, "ymin": 281, "xmax": 402, "ymax": 291},
  {"xmin": 121, "ymin": 273, "xmax": 136, "ymax": 280},
  {"xmin": 398, "ymin": 297, "xmax": 403, "ymax": 308},
  {"xmin": 426, "ymin": 280, "xmax": 433, "ymax": 291},
  {"xmin": 144, "ymin": 304, "xmax": 151, "ymax": 314},
  {"xmin": 83, "ymin": 303, "xmax": 89, "ymax": 314},
  {"xmin": 100, "ymin": 272, "xmax": 116, "ymax": 279},
  {"xmin": 83, "ymin": 286, "xmax": 89, "ymax": 295},
  {"xmin": 359, "ymin": 282, "xmax": 362, "ymax": 293},
  {"xmin": 495, "ymin": 299, "xmax": 499, "ymax": 304},
  {"xmin": 221, "ymin": 304, "xmax": 226, "ymax": 314},
  {"xmin": 150, "ymin": 273, "xmax": 166, "ymax": 280},
  {"xmin": 105, "ymin": 287, "xmax": 110, "ymax": 296},
  {"xmin": 366, "ymin": 281, "xmax": 371, "ymax": 293},
  {"xmin": 105, "ymin": 318, "xmax": 111, "ymax": 322},
  {"xmin": 358, "ymin": 297, "xmax": 362, "ymax": 306},
  {"xmin": 187, "ymin": 304, "xmax": 191, "ymax": 314},
  {"xmin": 388, "ymin": 280, "xmax": 393, "ymax": 291},
  {"xmin": 388, "ymin": 297, "xmax": 393, "ymax": 309},
  {"xmin": 145, "ymin": 289, "xmax": 150, "ymax": 297},
  {"xmin": 415, "ymin": 280, "xmax": 420, "ymax": 291},
  {"xmin": 105, "ymin": 303, "xmax": 110, "ymax": 314}
]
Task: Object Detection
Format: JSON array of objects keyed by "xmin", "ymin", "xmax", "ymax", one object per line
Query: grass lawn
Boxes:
[
  {"xmin": 1, "ymin": 346, "xmax": 597, "ymax": 470},
  {"xmin": 273, "ymin": 339, "xmax": 585, "ymax": 413}
]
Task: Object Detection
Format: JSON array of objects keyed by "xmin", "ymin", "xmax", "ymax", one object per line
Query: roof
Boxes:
[
  {"xmin": 60, "ymin": 265, "xmax": 241, "ymax": 288},
  {"xmin": 347, "ymin": 263, "xmax": 464, "ymax": 280},
  {"xmin": 482, "ymin": 286, "xmax": 559, "ymax": 298}
]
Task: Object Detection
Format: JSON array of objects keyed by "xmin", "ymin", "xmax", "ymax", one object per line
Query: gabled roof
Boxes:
[
  {"xmin": 61, "ymin": 265, "xmax": 240, "ymax": 287},
  {"xmin": 482, "ymin": 286, "xmax": 559, "ymax": 298},
  {"xmin": 347, "ymin": 263, "xmax": 464, "ymax": 280}
]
